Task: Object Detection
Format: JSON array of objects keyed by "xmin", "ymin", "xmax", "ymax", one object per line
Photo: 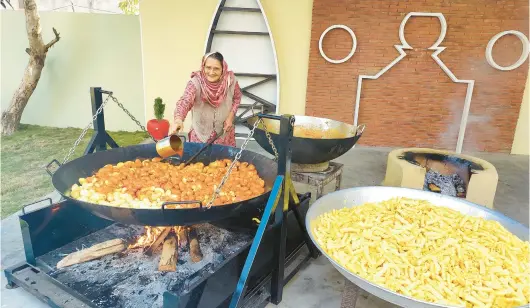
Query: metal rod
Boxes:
[
  {"xmin": 183, "ymin": 131, "xmax": 224, "ymax": 166},
  {"xmin": 89, "ymin": 87, "xmax": 106, "ymax": 152},
  {"xmin": 256, "ymin": 112, "xmax": 281, "ymax": 121},
  {"xmin": 229, "ymin": 176, "xmax": 284, "ymax": 308},
  {"xmin": 288, "ymin": 187, "xmax": 320, "ymax": 259}
]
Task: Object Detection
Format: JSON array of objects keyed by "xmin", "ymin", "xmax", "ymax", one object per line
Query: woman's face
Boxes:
[{"xmin": 203, "ymin": 57, "xmax": 223, "ymax": 82}]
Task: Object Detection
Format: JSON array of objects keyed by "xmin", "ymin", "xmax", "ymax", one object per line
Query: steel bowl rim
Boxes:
[
  {"xmin": 305, "ymin": 186, "xmax": 529, "ymax": 308},
  {"xmin": 246, "ymin": 115, "xmax": 360, "ymax": 140}
]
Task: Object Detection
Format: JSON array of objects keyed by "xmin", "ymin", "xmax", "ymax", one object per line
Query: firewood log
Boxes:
[
  {"xmin": 144, "ymin": 227, "xmax": 171, "ymax": 256},
  {"xmin": 57, "ymin": 239, "xmax": 126, "ymax": 269},
  {"xmin": 188, "ymin": 229, "xmax": 203, "ymax": 263},
  {"xmin": 177, "ymin": 227, "xmax": 188, "ymax": 248},
  {"xmin": 158, "ymin": 235, "xmax": 177, "ymax": 272},
  {"xmin": 428, "ymin": 183, "xmax": 441, "ymax": 192}
]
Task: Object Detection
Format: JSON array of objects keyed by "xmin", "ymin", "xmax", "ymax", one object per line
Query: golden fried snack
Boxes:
[
  {"xmin": 312, "ymin": 197, "xmax": 530, "ymax": 308},
  {"xmin": 69, "ymin": 158, "xmax": 266, "ymax": 209}
]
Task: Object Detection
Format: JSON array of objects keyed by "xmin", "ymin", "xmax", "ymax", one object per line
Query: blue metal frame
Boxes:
[
  {"xmin": 229, "ymin": 175, "xmax": 284, "ymax": 308},
  {"xmin": 229, "ymin": 113, "xmax": 301, "ymax": 308}
]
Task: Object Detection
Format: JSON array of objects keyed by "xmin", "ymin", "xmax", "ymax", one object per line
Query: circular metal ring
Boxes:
[
  {"xmin": 319, "ymin": 25, "xmax": 357, "ymax": 64},
  {"xmin": 485, "ymin": 30, "xmax": 530, "ymax": 71}
]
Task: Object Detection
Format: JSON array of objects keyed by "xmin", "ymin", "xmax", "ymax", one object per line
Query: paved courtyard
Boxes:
[{"xmin": 1, "ymin": 143, "xmax": 528, "ymax": 308}]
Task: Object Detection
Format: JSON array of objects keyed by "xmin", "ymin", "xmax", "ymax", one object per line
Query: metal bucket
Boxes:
[{"xmin": 155, "ymin": 134, "xmax": 184, "ymax": 159}]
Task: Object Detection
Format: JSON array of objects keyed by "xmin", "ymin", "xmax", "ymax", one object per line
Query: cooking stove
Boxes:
[{"xmin": 4, "ymin": 192, "xmax": 316, "ymax": 308}]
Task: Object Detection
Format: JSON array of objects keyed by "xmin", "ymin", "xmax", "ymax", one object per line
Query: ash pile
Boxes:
[{"xmin": 423, "ymin": 170, "xmax": 466, "ymax": 198}]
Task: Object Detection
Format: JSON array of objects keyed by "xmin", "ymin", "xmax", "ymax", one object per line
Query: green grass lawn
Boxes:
[{"xmin": 1, "ymin": 124, "xmax": 149, "ymax": 218}]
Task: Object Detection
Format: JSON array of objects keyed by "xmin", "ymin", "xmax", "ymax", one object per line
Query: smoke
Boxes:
[{"xmin": 438, "ymin": 57, "xmax": 503, "ymax": 153}]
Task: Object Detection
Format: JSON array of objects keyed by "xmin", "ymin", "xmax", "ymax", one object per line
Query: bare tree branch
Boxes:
[{"xmin": 45, "ymin": 28, "xmax": 61, "ymax": 51}]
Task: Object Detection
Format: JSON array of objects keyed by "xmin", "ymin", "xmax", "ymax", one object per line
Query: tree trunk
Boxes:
[{"xmin": 0, "ymin": 0, "xmax": 60, "ymax": 136}]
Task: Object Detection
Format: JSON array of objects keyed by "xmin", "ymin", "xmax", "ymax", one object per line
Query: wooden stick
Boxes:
[
  {"xmin": 188, "ymin": 229, "xmax": 203, "ymax": 263},
  {"xmin": 177, "ymin": 227, "xmax": 188, "ymax": 248},
  {"xmin": 144, "ymin": 227, "xmax": 171, "ymax": 256},
  {"xmin": 158, "ymin": 235, "xmax": 177, "ymax": 272},
  {"xmin": 57, "ymin": 239, "xmax": 126, "ymax": 269}
]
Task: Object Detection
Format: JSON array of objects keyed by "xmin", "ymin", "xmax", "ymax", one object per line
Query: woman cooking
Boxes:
[{"xmin": 170, "ymin": 52, "xmax": 242, "ymax": 147}]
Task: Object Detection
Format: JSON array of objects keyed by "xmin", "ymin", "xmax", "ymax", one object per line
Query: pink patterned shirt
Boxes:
[{"xmin": 174, "ymin": 80, "xmax": 242, "ymax": 147}]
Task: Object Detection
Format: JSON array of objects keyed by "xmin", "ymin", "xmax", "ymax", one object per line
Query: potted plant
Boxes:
[{"xmin": 146, "ymin": 97, "xmax": 170, "ymax": 141}]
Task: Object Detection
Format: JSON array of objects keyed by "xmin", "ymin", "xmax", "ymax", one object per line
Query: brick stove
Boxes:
[{"xmin": 382, "ymin": 148, "xmax": 498, "ymax": 208}]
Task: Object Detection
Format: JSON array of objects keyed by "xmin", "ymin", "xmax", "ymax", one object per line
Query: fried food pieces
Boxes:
[
  {"xmin": 69, "ymin": 158, "xmax": 266, "ymax": 209},
  {"xmin": 312, "ymin": 197, "xmax": 530, "ymax": 308}
]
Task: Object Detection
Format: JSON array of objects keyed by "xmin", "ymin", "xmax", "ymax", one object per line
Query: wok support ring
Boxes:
[{"xmin": 229, "ymin": 114, "xmax": 320, "ymax": 308}]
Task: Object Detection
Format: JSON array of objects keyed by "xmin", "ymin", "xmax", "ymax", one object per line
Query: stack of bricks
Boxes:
[{"xmin": 305, "ymin": 0, "xmax": 529, "ymax": 153}]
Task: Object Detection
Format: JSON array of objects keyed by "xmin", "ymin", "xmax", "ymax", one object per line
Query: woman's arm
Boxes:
[
  {"xmin": 174, "ymin": 80, "xmax": 197, "ymax": 121},
  {"xmin": 231, "ymin": 81, "xmax": 242, "ymax": 115}
]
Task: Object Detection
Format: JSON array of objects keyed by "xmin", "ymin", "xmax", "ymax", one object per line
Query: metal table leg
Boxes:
[
  {"xmin": 335, "ymin": 170, "xmax": 342, "ymax": 191},
  {"xmin": 316, "ymin": 183, "xmax": 324, "ymax": 200},
  {"xmin": 340, "ymin": 279, "xmax": 360, "ymax": 308}
]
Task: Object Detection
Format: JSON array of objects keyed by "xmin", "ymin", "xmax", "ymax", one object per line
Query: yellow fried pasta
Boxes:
[{"xmin": 311, "ymin": 197, "xmax": 530, "ymax": 308}]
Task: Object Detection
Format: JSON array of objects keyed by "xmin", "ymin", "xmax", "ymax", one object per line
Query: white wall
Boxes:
[{"xmin": 1, "ymin": 10, "xmax": 145, "ymax": 131}]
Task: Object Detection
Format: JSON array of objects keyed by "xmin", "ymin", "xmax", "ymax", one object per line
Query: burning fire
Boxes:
[{"xmin": 128, "ymin": 226, "xmax": 187, "ymax": 250}]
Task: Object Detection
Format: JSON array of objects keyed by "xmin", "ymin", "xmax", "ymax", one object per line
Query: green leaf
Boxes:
[
  {"xmin": 154, "ymin": 97, "xmax": 165, "ymax": 120},
  {"xmin": 118, "ymin": 0, "xmax": 139, "ymax": 15}
]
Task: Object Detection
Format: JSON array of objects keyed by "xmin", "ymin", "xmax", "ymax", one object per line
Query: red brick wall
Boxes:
[{"xmin": 305, "ymin": 0, "xmax": 529, "ymax": 153}]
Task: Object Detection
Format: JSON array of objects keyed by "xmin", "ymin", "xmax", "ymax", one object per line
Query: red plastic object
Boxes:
[{"xmin": 147, "ymin": 119, "xmax": 170, "ymax": 141}]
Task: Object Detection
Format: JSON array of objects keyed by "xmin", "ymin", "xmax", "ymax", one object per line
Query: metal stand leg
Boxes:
[
  {"xmin": 84, "ymin": 87, "xmax": 119, "ymax": 155},
  {"xmin": 341, "ymin": 279, "xmax": 360, "ymax": 308}
]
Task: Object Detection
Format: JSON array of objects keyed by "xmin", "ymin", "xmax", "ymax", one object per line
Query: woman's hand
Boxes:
[
  {"xmin": 170, "ymin": 118, "xmax": 184, "ymax": 135},
  {"xmin": 223, "ymin": 113, "xmax": 235, "ymax": 132}
]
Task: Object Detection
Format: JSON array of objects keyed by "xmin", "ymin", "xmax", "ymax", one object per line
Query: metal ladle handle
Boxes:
[{"xmin": 183, "ymin": 130, "xmax": 225, "ymax": 166}]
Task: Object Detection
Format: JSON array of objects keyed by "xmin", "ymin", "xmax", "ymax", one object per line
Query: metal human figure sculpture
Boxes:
[{"xmin": 353, "ymin": 12, "xmax": 475, "ymax": 154}]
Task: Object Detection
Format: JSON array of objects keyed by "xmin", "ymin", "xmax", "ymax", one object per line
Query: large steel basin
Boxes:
[{"xmin": 306, "ymin": 186, "xmax": 529, "ymax": 308}]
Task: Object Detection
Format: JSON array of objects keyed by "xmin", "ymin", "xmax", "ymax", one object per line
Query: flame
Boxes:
[{"xmin": 128, "ymin": 226, "xmax": 187, "ymax": 249}]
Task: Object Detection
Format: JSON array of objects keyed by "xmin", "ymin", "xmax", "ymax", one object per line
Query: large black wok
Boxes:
[
  {"xmin": 48, "ymin": 142, "xmax": 277, "ymax": 226},
  {"xmin": 246, "ymin": 115, "xmax": 364, "ymax": 164}
]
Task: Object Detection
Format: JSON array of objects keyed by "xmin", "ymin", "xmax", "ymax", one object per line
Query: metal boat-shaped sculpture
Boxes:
[{"xmin": 204, "ymin": 0, "xmax": 280, "ymax": 138}]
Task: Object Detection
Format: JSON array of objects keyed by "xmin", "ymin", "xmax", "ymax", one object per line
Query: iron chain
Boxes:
[
  {"xmin": 109, "ymin": 95, "xmax": 156, "ymax": 142},
  {"xmin": 259, "ymin": 120, "xmax": 279, "ymax": 161},
  {"xmin": 205, "ymin": 118, "xmax": 263, "ymax": 209},
  {"xmin": 62, "ymin": 93, "xmax": 155, "ymax": 164},
  {"xmin": 62, "ymin": 95, "xmax": 112, "ymax": 164}
]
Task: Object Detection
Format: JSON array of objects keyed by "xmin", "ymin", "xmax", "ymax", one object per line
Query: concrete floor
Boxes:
[{"xmin": 1, "ymin": 143, "xmax": 528, "ymax": 308}]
